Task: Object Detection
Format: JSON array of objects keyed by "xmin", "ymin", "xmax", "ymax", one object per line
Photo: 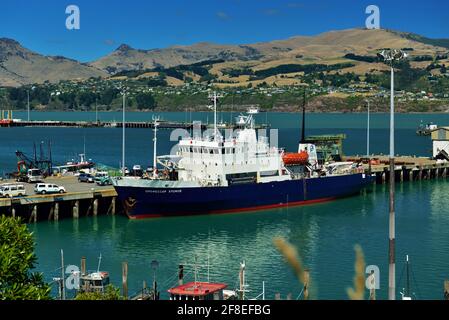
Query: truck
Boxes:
[{"xmin": 16, "ymin": 169, "xmax": 44, "ymax": 183}]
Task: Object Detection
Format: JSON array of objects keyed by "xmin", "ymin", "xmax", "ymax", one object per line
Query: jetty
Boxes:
[
  {"xmin": 0, "ymin": 176, "xmax": 118, "ymax": 222},
  {"xmin": 0, "ymin": 119, "xmax": 269, "ymax": 130},
  {"xmin": 345, "ymin": 155, "xmax": 449, "ymax": 184}
]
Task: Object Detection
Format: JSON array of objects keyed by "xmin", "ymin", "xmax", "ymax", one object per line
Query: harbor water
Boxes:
[{"xmin": 1, "ymin": 112, "xmax": 449, "ymax": 299}]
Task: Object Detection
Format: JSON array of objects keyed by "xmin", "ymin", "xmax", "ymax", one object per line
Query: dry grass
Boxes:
[
  {"xmin": 347, "ymin": 245, "xmax": 366, "ymax": 300},
  {"xmin": 274, "ymin": 238, "xmax": 368, "ymax": 300},
  {"xmin": 273, "ymin": 237, "xmax": 310, "ymax": 299}
]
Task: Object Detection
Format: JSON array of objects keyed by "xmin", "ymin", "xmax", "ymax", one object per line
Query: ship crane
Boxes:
[{"xmin": 15, "ymin": 141, "xmax": 53, "ymax": 177}]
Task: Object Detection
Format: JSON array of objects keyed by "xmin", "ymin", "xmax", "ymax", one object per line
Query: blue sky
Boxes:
[{"xmin": 1, "ymin": 0, "xmax": 448, "ymax": 62}]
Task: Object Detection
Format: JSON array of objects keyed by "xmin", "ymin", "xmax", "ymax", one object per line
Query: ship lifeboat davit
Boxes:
[{"xmin": 282, "ymin": 151, "xmax": 309, "ymax": 165}]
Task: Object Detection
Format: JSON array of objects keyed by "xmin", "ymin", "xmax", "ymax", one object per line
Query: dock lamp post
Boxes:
[
  {"xmin": 121, "ymin": 87, "xmax": 127, "ymax": 177},
  {"xmin": 378, "ymin": 49, "xmax": 408, "ymax": 300}
]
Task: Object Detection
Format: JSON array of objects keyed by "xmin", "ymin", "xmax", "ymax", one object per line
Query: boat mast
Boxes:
[
  {"xmin": 239, "ymin": 261, "xmax": 246, "ymax": 300},
  {"xmin": 405, "ymin": 255, "xmax": 410, "ymax": 298},
  {"xmin": 301, "ymin": 90, "xmax": 306, "ymax": 143},
  {"xmin": 213, "ymin": 92, "xmax": 218, "ymax": 140},
  {"xmin": 97, "ymin": 253, "xmax": 102, "ymax": 273}
]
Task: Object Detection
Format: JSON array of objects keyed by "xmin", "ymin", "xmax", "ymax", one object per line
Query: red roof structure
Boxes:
[{"xmin": 168, "ymin": 282, "xmax": 227, "ymax": 297}]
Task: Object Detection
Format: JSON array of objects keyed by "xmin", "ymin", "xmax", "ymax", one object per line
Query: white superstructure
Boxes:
[{"xmin": 176, "ymin": 111, "xmax": 289, "ymax": 187}]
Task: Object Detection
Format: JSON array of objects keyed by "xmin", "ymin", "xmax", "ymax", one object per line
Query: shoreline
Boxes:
[{"xmin": 7, "ymin": 110, "xmax": 449, "ymax": 115}]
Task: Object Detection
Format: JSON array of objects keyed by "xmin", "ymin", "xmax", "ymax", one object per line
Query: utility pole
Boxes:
[
  {"xmin": 27, "ymin": 90, "xmax": 30, "ymax": 122},
  {"xmin": 366, "ymin": 99, "xmax": 370, "ymax": 157},
  {"xmin": 378, "ymin": 49, "xmax": 407, "ymax": 300}
]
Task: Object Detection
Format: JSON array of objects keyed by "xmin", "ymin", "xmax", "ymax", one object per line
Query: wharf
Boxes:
[
  {"xmin": 345, "ymin": 155, "xmax": 449, "ymax": 183},
  {"xmin": 0, "ymin": 120, "xmax": 269, "ymax": 130},
  {"xmin": 0, "ymin": 176, "xmax": 118, "ymax": 222}
]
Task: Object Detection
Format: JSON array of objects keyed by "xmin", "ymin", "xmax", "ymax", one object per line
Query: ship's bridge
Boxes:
[{"xmin": 175, "ymin": 127, "xmax": 288, "ymax": 186}]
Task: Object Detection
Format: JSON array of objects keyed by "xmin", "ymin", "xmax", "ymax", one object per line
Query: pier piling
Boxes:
[
  {"xmin": 93, "ymin": 199, "xmax": 99, "ymax": 216},
  {"xmin": 29, "ymin": 205, "xmax": 37, "ymax": 223},
  {"xmin": 81, "ymin": 257, "xmax": 86, "ymax": 276},
  {"xmin": 73, "ymin": 201, "xmax": 79, "ymax": 219},
  {"xmin": 122, "ymin": 262, "xmax": 128, "ymax": 299},
  {"xmin": 48, "ymin": 205, "xmax": 54, "ymax": 221},
  {"xmin": 54, "ymin": 203, "xmax": 59, "ymax": 221}
]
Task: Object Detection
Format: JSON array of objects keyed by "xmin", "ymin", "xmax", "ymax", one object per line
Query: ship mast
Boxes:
[
  {"xmin": 405, "ymin": 255, "xmax": 410, "ymax": 298},
  {"xmin": 301, "ymin": 89, "xmax": 306, "ymax": 143},
  {"xmin": 209, "ymin": 91, "xmax": 220, "ymax": 140}
]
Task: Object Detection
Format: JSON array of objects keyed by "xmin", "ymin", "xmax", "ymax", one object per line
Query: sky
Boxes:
[{"xmin": 0, "ymin": 0, "xmax": 448, "ymax": 62}]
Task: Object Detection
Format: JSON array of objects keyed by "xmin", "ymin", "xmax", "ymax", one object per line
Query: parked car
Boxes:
[
  {"xmin": 78, "ymin": 173, "xmax": 94, "ymax": 183},
  {"xmin": 0, "ymin": 184, "xmax": 26, "ymax": 198},
  {"xmin": 34, "ymin": 183, "xmax": 66, "ymax": 195},
  {"xmin": 95, "ymin": 172, "xmax": 112, "ymax": 186}
]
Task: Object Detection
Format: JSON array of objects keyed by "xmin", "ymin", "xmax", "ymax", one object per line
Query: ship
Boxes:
[
  {"xmin": 416, "ymin": 121, "xmax": 437, "ymax": 136},
  {"xmin": 113, "ymin": 92, "xmax": 373, "ymax": 219}
]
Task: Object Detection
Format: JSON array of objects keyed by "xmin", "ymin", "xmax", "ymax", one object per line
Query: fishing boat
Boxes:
[
  {"xmin": 113, "ymin": 92, "xmax": 373, "ymax": 219},
  {"xmin": 416, "ymin": 121, "xmax": 437, "ymax": 136},
  {"xmin": 53, "ymin": 154, "xmax": 95, "ymax": 175}
]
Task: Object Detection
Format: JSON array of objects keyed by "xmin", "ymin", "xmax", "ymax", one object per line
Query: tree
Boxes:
[
  {"xmin": 0, "ymin": 216, "xmax": 51, "ymax": 300},
  {"xmin": 135, "ymin": 92, "xmax": 156, "ymax": 110},
  {"xmin": 75, "ymin": 285, "xmax": 122, "ymax": 300}
]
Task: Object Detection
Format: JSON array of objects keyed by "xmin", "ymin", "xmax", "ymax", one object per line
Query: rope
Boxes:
[
  {"xmin": 296, "ymin": 287, "xmax": 305, "ymax": 300},
  {"xmin": 410, "ymin": 265, "xmax": 422, "ymax": 299}
]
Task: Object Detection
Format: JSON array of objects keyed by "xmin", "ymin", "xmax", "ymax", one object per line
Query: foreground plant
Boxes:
[{"xmin": 0, "ymin": 215, "xmax": 51, "ymax": 300}]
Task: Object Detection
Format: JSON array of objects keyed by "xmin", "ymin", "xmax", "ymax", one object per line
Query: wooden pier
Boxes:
[
  {"xmin": 0, "ymin": 119, "xmax": 269, "ymax": 130},
  {"xmin": 345, "ymin": 155, "xmax": 449, "ymax": 184},
  {"xmin": 0, "ymin": 177, "xmax": 119, "ymax": 222}
]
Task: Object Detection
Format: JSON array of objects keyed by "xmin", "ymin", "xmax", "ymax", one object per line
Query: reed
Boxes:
[
  {"xmin": 273, "ymin": 237, "xmax": 309, "ymax": 298},
  {"xmin": 347, "ymin": 245, "xmax": 366, "ymax": 300}
]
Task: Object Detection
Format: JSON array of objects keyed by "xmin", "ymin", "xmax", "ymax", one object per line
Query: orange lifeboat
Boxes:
[{"xmin": 282, "ymin": 151, "xmax": 309, "ymax": 165}]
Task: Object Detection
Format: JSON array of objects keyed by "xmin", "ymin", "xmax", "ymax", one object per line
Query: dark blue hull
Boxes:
[{"xmin": 114, "ymin": 173, "xmax": 373, "ymax": 219}]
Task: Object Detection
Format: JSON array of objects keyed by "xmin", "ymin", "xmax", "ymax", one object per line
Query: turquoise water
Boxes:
[{"xmin": 2, "ymin": 112, "xmax": 449, "ymax": 299}]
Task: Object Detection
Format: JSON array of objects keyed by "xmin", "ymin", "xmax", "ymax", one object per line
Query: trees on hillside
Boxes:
[{"xmin": 135, "ymin": 92, "xmax": 156, "ymax": 110}]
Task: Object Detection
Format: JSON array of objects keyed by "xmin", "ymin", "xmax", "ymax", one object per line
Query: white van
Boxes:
[{"xmin": 0, "ymin": 184, "xmax": 26, "ymax": 198}]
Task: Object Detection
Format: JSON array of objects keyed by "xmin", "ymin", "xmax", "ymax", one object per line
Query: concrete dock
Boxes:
[
  {"xmin": 345, "ymin": 155, "xmax": 449, "ymax": 184},
  {"xmin": 0, "ymin": 176, "xmax": 118, "ymax": 222}
]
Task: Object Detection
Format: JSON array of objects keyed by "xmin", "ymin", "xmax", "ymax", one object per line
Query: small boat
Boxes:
[
  {"xmin": 168, "ymin": 262, "xmax": 228, "ymax": 301},
  {"xmin": 416, "ymin": 121, "xmax": 437, "ymax": 136},
  {"xmin": 53, "ymin": 154, "xmax": 95, "ymax": 175},
  {"xmin": 282, "ymin": 151, "xmax": 309, "ymax": 165}
]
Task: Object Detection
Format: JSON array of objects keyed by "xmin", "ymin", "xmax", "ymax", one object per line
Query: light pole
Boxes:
[
  {"xmin": 378, "ymin": 49, "xmax": 408, "ymax": 300},
  {"xmin": 122, "ymin": 89, "xmax": 126, "ymax": 177},
  {"xmin": 366, "ymin": 99, "xmax": 370, "ymax": 158},
  {"xmin": 27, "ymin": 89, "xmax": 30, "ymax": 122}
]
